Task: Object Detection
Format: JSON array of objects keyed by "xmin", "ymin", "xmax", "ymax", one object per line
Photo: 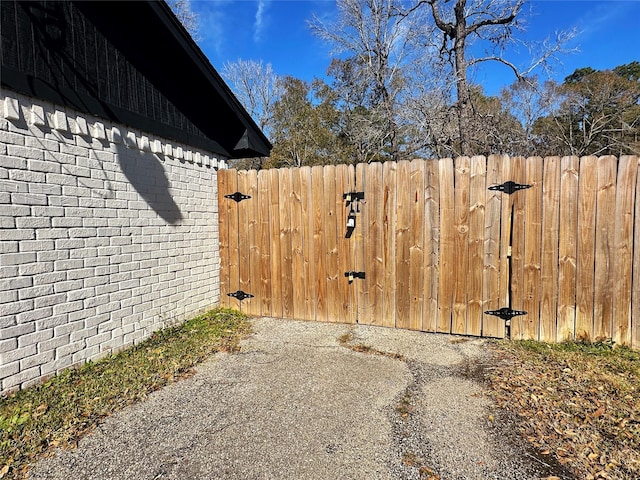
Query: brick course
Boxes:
[{"xmin": 1, "ymin": 92, "xmax": 224, "ymax": 394}]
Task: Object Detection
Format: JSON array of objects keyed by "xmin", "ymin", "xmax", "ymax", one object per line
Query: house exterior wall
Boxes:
[{"xmin": 0, "ymin": 90, "xmax": 224, "ymax": 394}]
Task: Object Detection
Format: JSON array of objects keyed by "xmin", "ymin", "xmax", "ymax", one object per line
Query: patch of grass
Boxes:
[
  {"xmin": 0, "ymin": 308, "xmax": 250, "ymax": 480},
  {"xmin": 488, "ymin": 339, "xmax": 640, "ymax": 480}
]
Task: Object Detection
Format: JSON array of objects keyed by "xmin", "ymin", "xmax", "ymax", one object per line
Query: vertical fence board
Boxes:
[
  {"xmin": 324, "ymin": 166, "xmax": 340, "ymax": 322},
  {"xmin": 557, "ymin": 156, "xmax": 579, "ymax": 341},
  {"xmin": 353, "ymin": 163, "xmax": 365, "ymax": 325},
  {"xmin": 291, "ymin": 168, "xmax": 305, "ymax": 320},
  {"xmin": 300, "ymin": 167, "xmax": 315, "ymax": 321},
  {"xmin": 467, "ymin": 156, "xmax": 485, "ymax": 337},
  {"xmin": 438, "ymin": 158, "xmax": 455, "ymax": 333},
  {"xmin": 409, "ymin": 160, "xmax": 425, "ymax": 330},
  {"xmin": 633, "ymin": 157, "xmax": 640, "ymax": 349},
  {"xmin": 236, "ymin": 170, "xmax": 254, "ymax": 313},
  {"xmin": 452, "ymin": 157, "xmax": 470, "ymax": 335},
  {"xmin": 257, "ymin": 170, "xmax": 272, "ymax": 316},
  {"xmin": 395, "ymin": 161, "xmax": 411, "ymax": 329},
  {"xmin": 612, "ymin": 156, "xmax": 637, "ymax": 346},
  {"xmin": 540, "ymin": 157, "xmax": 561, "ymax": 342},
  {"xmin": 382, "ymin": 161, "xmax": 397, "ymax": 328},
  {"xmin": 594, "ymin": 156, "xmax": 617, "ymax": 340},
  {"xmin": 498, "ymin": 156, "xmax": 512, "ymax": 317},
  {"xmin": 278, "ymin": 168, "xmax": 294, "ymax": 319},
  {"xmin": 268, "ymin": 169, "xmax": 282, "ymax": 318},
  {"xmin": 423, "ymin": 160, "xmax": 440, "ymax": 332},
  {"xmin": 312, "ymin": 165, "xmax": 327, "ymax": 322},
  {"xmin": 522, "ymin": 157, "xmax": 543, "ymax": 339},
  {"xmin": 335, "ymin": 164, "xmax": 352, "ymax": 322},
  {"xmin": 217, "ymin": 169, "xmax": 234, "ymax": 308},
  {"xmin": 245, "ymin": 170, "xmax": 261, "ymax": 316},
  {"xmin": 509, "ymin": 156, "xmax": 527, "ymax": 339},
  {"xmin": 576, "ymin": 156, "xmax": 597, "ymax": 340},
  {"xmin": 483, "ymin": 155, "xmax": 503, "ymax": 338},
  {"xmin": 366, "ymin": 161, "xmax": 384, "ymax": 326}
]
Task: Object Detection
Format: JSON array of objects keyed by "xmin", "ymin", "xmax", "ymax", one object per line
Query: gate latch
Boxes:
[
  {"xmin": 344, "ymin": 271, "xmax": 365, "ymax": 284},
  {"xmin": 347, "ymin": 211, "xmax": 356, "ymax": 228},
  {"xmin": 345, "ymin": 208, "xmax": 357, "ymax": 238},
  {"xmin": 343, "ymin": 191, "xmax": 365, "ymax": 206},
  {"xmin": 344, "ymin": 192, "xmax": 364, "ymax": 238}
]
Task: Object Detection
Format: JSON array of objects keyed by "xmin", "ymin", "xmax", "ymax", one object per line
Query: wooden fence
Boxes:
[{"xmin": 218, "ymin": 155, "xmax": 640, "ymax": 347}]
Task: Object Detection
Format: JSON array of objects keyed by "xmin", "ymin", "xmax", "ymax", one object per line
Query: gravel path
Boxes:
[{"xmin": 29, "ymin": 318, "xmax": 569, "ymax": 479}]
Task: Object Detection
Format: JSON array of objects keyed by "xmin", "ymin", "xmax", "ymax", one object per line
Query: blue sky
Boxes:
[{"xmin": 191, "ymin": 0, "xmax": 640, "ymax": 95}]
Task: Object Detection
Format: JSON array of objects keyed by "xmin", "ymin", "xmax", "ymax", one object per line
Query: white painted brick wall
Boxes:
[{"xmin": 0, "ymin": 91, "xmax": 225, "ymax": 395}]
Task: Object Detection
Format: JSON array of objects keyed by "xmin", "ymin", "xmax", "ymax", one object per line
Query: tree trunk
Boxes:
[{"xmin": 453, "ymin": 0, "xmax": 471, "ymax": 156}]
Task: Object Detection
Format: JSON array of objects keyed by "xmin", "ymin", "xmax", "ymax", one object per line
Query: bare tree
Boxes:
[
  {"xmin": 395, "ymin": 53, "xmax": 457, "ymax": 158},
  {"xmin": 309, "ymin": 0, "xmax": 576, "ymax": 160},
  {"xmin": 500, "ymin": 76, "xmax": 560, "ymax": 156},
  {"xmin": 221, "ymin": 59, "xmax": 283, "ymax": 136},
  {"xmin": 321, "ymin": 59, "xmax": 399, "ymax": 163},
  {"xmin": 166, "ymin": 0, "xmax": 201, "ymax": 41},
  {"xmin": 220, "ymin": 60, "xmax": 284, "ymax": 169},
  {"xmin": 410, "ymin": 0, "xmax": 576, "ymax": 155},
  {"xmin": 310, "ymin": 0, "xmax": 422, "ymax": 161}
]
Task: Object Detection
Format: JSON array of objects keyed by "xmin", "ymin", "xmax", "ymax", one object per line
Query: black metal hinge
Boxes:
[
  {"xmin": 484, "ymin": 307, "xmax": 527, "ymax": 320},
  {"xmin": 227, "ymin": 290, "xmax": 254, "ymax": 301},
  {"xmin": 488, "ymin": 181, "xmax": 531, "ymax": 195},
  {"xmin": 485, "ymin": 307, "xmax": 527, "ymax": 340},
  {"xmin": 224, "ymin": 191, "xmax": 251, "ymax": 203},
  {"xmin": 344, "ymin": 271, "xmax": 365, "ymax": 284}
]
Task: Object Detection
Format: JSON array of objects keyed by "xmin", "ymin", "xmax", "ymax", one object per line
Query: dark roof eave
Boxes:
[
  {"xmin": 0, "ymin": 66, "xmax": 233, "ymax": 158},
  {"xmin": 73, "ymin": 1, "xmax": 271, "ymax": 159}
]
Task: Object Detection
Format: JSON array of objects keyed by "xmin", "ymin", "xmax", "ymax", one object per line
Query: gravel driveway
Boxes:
[{"xmin": 29, "ymin": 318, "xmax": 570, "ymax": 479}]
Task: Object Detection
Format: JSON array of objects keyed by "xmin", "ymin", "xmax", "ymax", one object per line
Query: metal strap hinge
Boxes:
[
  {"xmin": 488, "ymin": 181, "xmax": 531, "ymax": 195},
  {"xmin": 227, "ymin": 290, "xmax": 254, "ymax": 301},
  {"xmin": 225, "ymin": 191, "xmax": 251, "ymax": 202},
  {"xmin": 484, "ymin": 307, "xmax": 526, "ymax": 340},
  {"xmin": 484, "ymin": 307, "xmax": 527, "ymax": 320}
]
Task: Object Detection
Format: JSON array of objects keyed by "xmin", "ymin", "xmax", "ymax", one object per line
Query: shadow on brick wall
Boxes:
[{"xmin": 117, "ymin": 144, "xmax": 182, "ymax": 224}]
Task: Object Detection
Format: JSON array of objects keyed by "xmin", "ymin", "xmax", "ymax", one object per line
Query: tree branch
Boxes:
[
  {"xmin": 464, "ymin": 0, "xmax": 525, "ymax": 37},
  {"xmin": 468, "ymin": 55, "xmax": 524, "ymax": 80},
  {"xmin": 428, "ymin": 0, "xmax": 456, "ymax": 38}
]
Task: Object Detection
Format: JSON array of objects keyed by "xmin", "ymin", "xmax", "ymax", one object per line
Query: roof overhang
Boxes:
[{"xmin": 74, "ymin": 1, "xmax": 271, "ymax": 158}]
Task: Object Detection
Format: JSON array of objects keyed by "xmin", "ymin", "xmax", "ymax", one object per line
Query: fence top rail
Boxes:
[{"xmin": 227, "ymin": 155, "xmax": 638, "ymax": 174}]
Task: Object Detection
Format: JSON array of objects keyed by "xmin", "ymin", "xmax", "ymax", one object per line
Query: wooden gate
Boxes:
[
  {"xmin": 218, "ymin": 155, "xmax": 640, "ymax": 346},
  {"xmin": 218, "ymin": 165, "xmax": 358, "ymax": 324}
]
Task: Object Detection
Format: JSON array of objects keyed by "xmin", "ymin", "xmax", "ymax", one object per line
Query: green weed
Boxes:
[{"xmin": 0, "ymin": 308, "xmax": 249, "ymax": 480}]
